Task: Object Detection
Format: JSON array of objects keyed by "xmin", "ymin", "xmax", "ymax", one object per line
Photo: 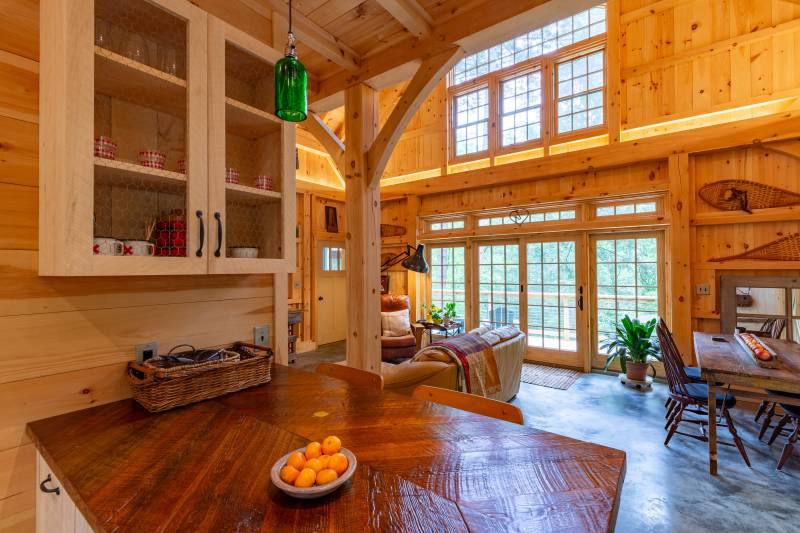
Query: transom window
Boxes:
[
  {"xmin": 556, "ymin": 51, "xmax": 605, "ymax": 134},
  {"xmin": 430, "ymin": 219, "xmax": 465, "ymax": 231},
  {"xmin": 478, "ymin": 209, "xmax": 575, "ymax": 227},
  {"xmin": 596, "ymin": 200, "xmax": 657, "ymax": 217},
  {"xmin": 321, "ymin": 246, "xmax": 344, "ymax": 272},
  {"xmin": 454, "ymin": 88, "xmax": 489, "ymax": 156},
  {"xmin": 501, "ymin": 71, "xmax": 542, "ymax": 147},
  {"xmin": 451, "ymin": 5, "xmax": 607, "ymax": 85}
]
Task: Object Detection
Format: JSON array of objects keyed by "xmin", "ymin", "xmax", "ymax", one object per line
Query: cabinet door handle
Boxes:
[
  {"xmin": 196, "ymin": 210, "xmax": 205, "ymax": 257},
  {"xmin": 39, "ymin": 474, "xmax": 61, "ymax": 495},
  {"xmin": 214, "ymin": 212, "xmax": 223, "ymax": 258}
]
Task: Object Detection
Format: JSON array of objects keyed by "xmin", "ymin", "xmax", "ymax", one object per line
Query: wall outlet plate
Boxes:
[
  {"xmin": 696, "ymin": 283, "xmax": 711, "ymax": 295},
  {"xmin": 135, "ymin": 342, "xmax": 159, "ymax": 363},
  {"xmin": 293, "ymin": 280, "xmax": 302, "ymax": 290},
  {"xmin": 254, "ymin": 325, "xmax": 269, "ymax": 346}
]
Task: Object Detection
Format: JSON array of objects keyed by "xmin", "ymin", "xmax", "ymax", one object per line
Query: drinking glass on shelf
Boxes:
[
  {"xmin": 158, "ymin": 44, "xmax": 178, "ymax": 76},
  {"xmin": 124, "ymin": 32, "xmax": 148, "ymax": 65},
  {"xmin": 95, "ymin": 17, "xmax": 110, "ymax": 49}
]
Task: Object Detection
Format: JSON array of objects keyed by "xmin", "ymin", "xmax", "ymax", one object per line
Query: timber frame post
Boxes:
[{"xmin": 344, "ymin": 84, "xmax": 382, "ymax": 372}]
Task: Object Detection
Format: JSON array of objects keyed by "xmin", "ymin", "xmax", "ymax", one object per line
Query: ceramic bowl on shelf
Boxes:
[
  {"xmin": 270, "ymin": 448, "xmax": 357, "ymax": 499},
  {"xmin": 225, "ymin": 168, "xmax": 240, "ymax": 184},
  {"xmin": 229, "ymin": 247, "xmax": 259, "ymax": 259},
  {"xmin": 94, "ymin": 136, "xmax": 117, "ymax": 160},
  {"xmin": 93, "ymin": 237, "xmax": 123, "ymax": 256},
  {"xmin": 254, "ymin": 175, "xmax": 273, "ymax": 191},
  {"xmin": 138, "ymin": 150, "xmax": 166, "ymax": 169}
]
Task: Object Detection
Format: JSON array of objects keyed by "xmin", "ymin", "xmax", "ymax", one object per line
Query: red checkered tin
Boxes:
[
  {"xmin": 225, "ymin": 168, "xmax": 240, "ymax": 184},
  {"xmin": 254, "ymin": 175, "xmax": 273, "ymax": 190},
  {"xmin": 94, "ymin": 136, "xmax": 117, "ymax": 160},
  {"xmin": 138, "ymin": 150, "xmax": 166, "ymax": 169}
]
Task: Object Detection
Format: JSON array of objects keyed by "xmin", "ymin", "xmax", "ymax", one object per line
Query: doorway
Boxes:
[{"xmin": 316, "ymin": 241, "xmax": 346, "ymax": 345}]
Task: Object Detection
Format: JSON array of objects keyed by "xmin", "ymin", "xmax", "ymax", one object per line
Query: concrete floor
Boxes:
[{"xmin": 292, "ymin": 344, "xmax": 800, "ymax": 532}]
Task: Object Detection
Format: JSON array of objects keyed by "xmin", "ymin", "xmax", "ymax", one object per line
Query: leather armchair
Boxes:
[{"xmin": 380, "ymin": 295, "xmax": 422, "ymax": 362}]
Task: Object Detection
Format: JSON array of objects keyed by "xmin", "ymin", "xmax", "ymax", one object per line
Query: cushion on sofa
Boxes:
[
  {"xmin": 468, "ymin": 326, "xmax": 491, "ymax": 336},
  {"xmin": 381, "ymin": 334, "xmax": 416, "ymax": 348},
  {"xmin": 480, "ymin": 331, "xmax": 502, "ymax": 346},
  {"xmin": 494, "ymin": 326, "xmax": 520, "ymax": 341},
  {"xmin": 381, "ymin": 310, "xmax": 411, "ymax": 337}
]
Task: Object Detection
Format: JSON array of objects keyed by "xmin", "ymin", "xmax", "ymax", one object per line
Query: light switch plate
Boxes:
[
  {"xmin": 254, "ymin": 325, "xmax": 269, "ymax": 346},
  {"xmin": 695, "ymin": 283, "xmax": 711, "ymax": 295},
  {"xmin": 135, "ymin": 342, "xmax": 159, "ymax": 363}
]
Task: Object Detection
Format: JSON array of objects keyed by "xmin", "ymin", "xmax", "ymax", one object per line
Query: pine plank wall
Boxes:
[{"xmin": 0, "ymin": 1, "xmax": 277, "ymax": 530}]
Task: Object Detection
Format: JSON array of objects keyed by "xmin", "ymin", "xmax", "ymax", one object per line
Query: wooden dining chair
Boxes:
[
  {"xmin": 412, "ymin": 385, "xmax": 524, "ymax": 425},
  {"xmin": 316, "ymin": 363, "xmax": 384, "ymax": 390},
  {"xmin": 656, "ymin": 323, "xmax": 751, "ymax": 466},
  {"xmin": 657, "ymin": 318, "xmax": 704, "ymax": 418},
  {"xmin": 751, "ymin": 318, "xmax": 787, "ymax": 424},
  {"xmin": 766, "ymin": 404, "xmax": 800, "ymax": 470}
]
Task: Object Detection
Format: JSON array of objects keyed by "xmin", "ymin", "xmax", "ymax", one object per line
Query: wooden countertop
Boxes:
[{"xmin": 27, "ymin": 364, "xmax": 626, "ymax": 532}]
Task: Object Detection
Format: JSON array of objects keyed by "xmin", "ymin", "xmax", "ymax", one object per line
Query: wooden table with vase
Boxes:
[
  {"xmin": 28, "ymin": 364, "xmax": 626, "ymax": 532},
  {"xmin": 694, "ymin": 332, "xmax": 800, "ymax": 474}
]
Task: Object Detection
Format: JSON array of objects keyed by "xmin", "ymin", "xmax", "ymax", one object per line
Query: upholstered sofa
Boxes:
[{"xmin": 382, "ymin": 326, "xmax": 525, "ymax": 402}]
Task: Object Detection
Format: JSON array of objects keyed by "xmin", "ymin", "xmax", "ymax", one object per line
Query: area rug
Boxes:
[{"xmin": 520, "ymin": 363, "xmax": 581, "ymax": 390}]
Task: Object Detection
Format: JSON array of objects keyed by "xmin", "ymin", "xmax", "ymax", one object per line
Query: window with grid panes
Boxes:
[
  {"xmin": 430, "ymin": 220, "xmax": 465, "ymax": 231},
  {"xmin": 451, "ymin": 5, "xmax": 606, "ymax": 85},
  {"xmin": 596, "ymin": 201, "xmax": 657, "ymax": 217},
  {"xmin": 321, "ymin": 246, "xmax": 345, "ymax": 272},
  {"xmin": 454, "ymin": 88, "xmax": 489, "ymax": 156},
  {"xmin": 478, "ymin": 244, "xmax": 520, "ymax": 328},
  {"xmin": 429, "ymin": 246, "xmax": 466, "ymax": 319},
  {"xmin": 595, "ymin": 237, "xmax": 659, "ymax": 351},
  {"xmin": 501, "ymin": 71, "xmax": 542, "ymax": 147},
  {"xmin": 556, "ymin": 50, "xmax": 605, "ymax": 134}
]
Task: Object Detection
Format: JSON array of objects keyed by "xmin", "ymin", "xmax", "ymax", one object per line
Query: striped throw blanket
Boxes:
[{"xmin": 411, "ymin": 333, "xmax": 501, "ymax": 396}]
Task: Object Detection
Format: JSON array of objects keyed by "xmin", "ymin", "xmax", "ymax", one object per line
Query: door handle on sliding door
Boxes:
[{"xmin": 578, "ymin": 286, "xmax": 584, "ymax": 311}]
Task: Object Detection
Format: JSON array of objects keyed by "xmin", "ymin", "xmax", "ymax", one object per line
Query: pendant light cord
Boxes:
[{"xmin": 288, "ymin": 0, "xmax": 293, "ymax": 34}]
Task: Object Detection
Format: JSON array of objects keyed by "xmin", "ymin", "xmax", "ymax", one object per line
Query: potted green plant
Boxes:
[
  {"xmin": 442, "ymin": 303, "xmax": 457, "ymax": 325},
  {"xmin": 600, "ymin": 315, "xmax": 661, "ymax": 382},
  {"xmin": 422, "ymin": 304, "xmax": 444, "ymax": 324}
]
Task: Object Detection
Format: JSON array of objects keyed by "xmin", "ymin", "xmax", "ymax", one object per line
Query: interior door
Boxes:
[
  {"xmin": 524, "ymin": 237, "xmax": 588, "ymax": 369},
  {"xmin": 316, "ymin": 241, "xmax": 346, "ymax": 345}
]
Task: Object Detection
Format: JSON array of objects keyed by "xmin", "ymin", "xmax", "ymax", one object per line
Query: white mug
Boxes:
[
  {"xmin": 123, "ymin": 240, "xmax": 155, "ymax": 256},
  {"xmin": 93, "ymin": 237, "xmax": 123, "ymax": 256},
  {"xmin": 230, "ymin": 247, "xmax": 259, "ymax": 258}
]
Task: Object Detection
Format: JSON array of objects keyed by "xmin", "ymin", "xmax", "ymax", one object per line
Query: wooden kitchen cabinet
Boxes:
[
  {"xmin": 39, "ymin": 0, "xmax": 295, "ymax": 276},
  {"xmin": 36, "ymin": 452, "xmax": 92, "ymax": 533}
]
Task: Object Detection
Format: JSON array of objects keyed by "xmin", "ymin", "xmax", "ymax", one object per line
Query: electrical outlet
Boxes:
[
  {"xmin": 135, "ymin": 342, "xmax": 159, "ymax": 363},
  {"xmin": 254, "ymin": 325, "xmax": 269, "ymax": 346},
  {"xmin": 696, "ymin": 283, "xmax": 711, "ymax": 295},
  {"xmin": 293, "ymin": 280, "xmax": 302, "ymax": 290}
]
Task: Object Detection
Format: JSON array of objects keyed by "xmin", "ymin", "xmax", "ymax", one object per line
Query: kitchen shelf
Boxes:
[
  {"xmin": 225, "ymin": 97, "xmax": 281, "ymax": 138},
  {"xmin": 94, "ymin": 46, "xmax": 187, "ymax": 117},
  {"xmin": 225, "ymin": 182, "xmax": 282, "ymax": 203},
  {"xmin": 94, "ymin": 157, "xmax": 186, "ymax": 190}
]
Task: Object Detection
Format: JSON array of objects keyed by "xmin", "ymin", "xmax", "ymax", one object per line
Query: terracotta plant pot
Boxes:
[{"xmin": 625, "ymin": 361, "xmax": 648, "ymax": 382}]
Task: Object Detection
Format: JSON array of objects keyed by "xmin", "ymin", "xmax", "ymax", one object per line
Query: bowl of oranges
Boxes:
[{"xmin": 270, "ymin": 435, "xmax": 356, "ymax": 499}]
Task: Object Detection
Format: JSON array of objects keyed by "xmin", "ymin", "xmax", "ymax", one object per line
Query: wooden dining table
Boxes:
[
  {"xmin": 694, "ymin": 332, "xmax": 800, "ymax": 475},
  {"xmin": 28, "ymin": 364, "xmax": 626, "ymax": 532}
]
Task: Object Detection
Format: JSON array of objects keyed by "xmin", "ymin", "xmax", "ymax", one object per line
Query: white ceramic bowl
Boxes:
[
  {"xmin": 270, "ymin": 447, "xmax": 357, "ymax": 499},
  {"xmin": 229, "ymin": 247, "xmax": 259, "ymax": 258}
]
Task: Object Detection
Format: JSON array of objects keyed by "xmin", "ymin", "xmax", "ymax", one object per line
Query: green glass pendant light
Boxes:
[{"xmin": 274, "ymin": 0, "xmax": 308, "ymax": 122}]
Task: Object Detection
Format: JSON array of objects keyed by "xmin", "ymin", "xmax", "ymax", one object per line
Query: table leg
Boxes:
[{"xmin": 708, "ymin": 384, "xmax": 718, "ymax": 475}]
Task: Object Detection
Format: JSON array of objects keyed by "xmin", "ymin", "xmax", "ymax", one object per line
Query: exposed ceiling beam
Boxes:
[
  {"xmin": 375, "ymin": 0, "xmax": 433, "ymax": 39},
  {"xmin": 367, "ymin": 46, "xmax": 462, "ymax": 187},
  {"xmin": 262, "ymin": 0, "xmax": 361, "ymax": 72},
  {"xmin": 305, "ymin": 111, "xmax": 346, "ymax": 175},
  {"xmin": 311, "ymin": 0, "xmax": 598, "ymax": 103},
  {"xmin": 760, "ymin": 138, "xmax": 800, "ymax": 160},
  {"xmin": 380, "ymin": 103, "xmax": 800, "ymax": 198}
]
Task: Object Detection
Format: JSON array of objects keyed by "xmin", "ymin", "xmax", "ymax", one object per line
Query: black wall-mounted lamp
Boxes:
[{"xmin": 381, "ymin": 243, "xmax": 428, "ymax": 273}]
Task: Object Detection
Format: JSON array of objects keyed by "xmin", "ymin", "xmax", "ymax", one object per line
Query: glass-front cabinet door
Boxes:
[
  {"xmin": 40, "ymin": 0, "xmax": 208, "ymax": 276},
  {"xmin": 207, "ymin": 18, "xmax": 295, "ymax": 274}
]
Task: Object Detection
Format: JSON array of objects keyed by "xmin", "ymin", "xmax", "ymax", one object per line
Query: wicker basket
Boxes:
[{"xmin": 127, "ymin": 342, "xmax": 273, "ymax": 413}]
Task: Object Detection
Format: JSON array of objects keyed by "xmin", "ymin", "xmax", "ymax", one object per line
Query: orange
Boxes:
[
  {"xmin": 316, "ymin": 469, "xmax": 338, "ymax": 485},
  {"xmin": 321, "ymin": 435, "xmax": 342, "ymax": 456},
  {"xmin": 279, "ymin": 465, "xmax": 300, "ymax": 484},
  {"xmin": 294, "ymin": 468, "xmax": 316, "ymax": 488},
  {"xmin": 286, "ymin": 451, "xmax": 307, "ymax": 471},
  {"xmin": 318, "ymin": 454, "xmax": 331, "ymax": 469},
  {"xmin": 304, "ymin": 441, "xmax": 322, "ymax": 460},
  {"xmin": 305, "ymin": 458, "xmax": 323, "ymax": 473},
  {"xmin": 328, "ymin": 452, "xmax": 348, "ymax": 475}
]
